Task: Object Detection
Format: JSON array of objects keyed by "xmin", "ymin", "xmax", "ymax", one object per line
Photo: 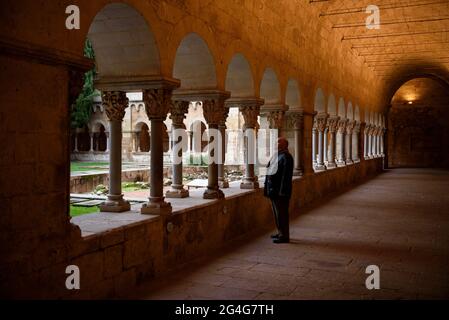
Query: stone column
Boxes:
[
  {"xmin": 315, "ymin": 114, "xmax": 327, "ymax": 171},
  {"xmin": 166, "ymin": 100, "xmax": 189, "ymax": 198},
  {"xmin": 312, "ymin": 126, "xmax": 317, "ymax": 167},
  {"xmin": 239, "ymin": 103, "xmax": 260, "ymax": 189},
  {"xmin": 353, "ymin": 122, "xmax": 361, "ymax": 162},
  {"xmin": 218, "ymin": 107, "xmax": 230, "ymax": 188},
  {"xmin": 367, "ymin": 125, "xmax": 373, "ymax": 158},
  {"xmin": 99, "ymin": 91, "xmax": 131, "ymax": 213},
  {"xmin": 326, "ymin": 116, "xmax": 339, "ymax": 169},
  {"xmin": 345, "ymin": 120, "xmax": 355, "ymax": 165},
  {"xmin": 141, "ymin": 88, "xmax": 173, "ymax": 215},
  {"xmin": 381, "ymin": 128, "xmax": 386, "ymax": 156},
  {"xmin": 74, "ymin": 133, "xmax": 79, "ymax": 152},
  {"xmin": 291, "ymin": 111, "xmax": 304, "ymax": 176},
  {"xmin": 202, "ymin": 98, "xmax": 226, "ymax": 199},
  {"xmin": 268, "ymin": 110, "xmax": 285, "ymax": 138},
  {"xmin": 336, "ymin": 119, "xmax": 347, "ymax": 167},
  {"xmin": 323, "ymin": 128, "xmax": 328, "ymax": 164},
  {"xmin": 105, "ymin": 132, "xmax": 110, "ymax": 153},
  {"xmin": 90, "ymin": 133, "xmax": 94, "ymax": 152}
]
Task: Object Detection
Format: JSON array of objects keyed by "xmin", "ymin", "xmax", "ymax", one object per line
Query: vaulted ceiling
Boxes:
[{"xmin": 308, "ymin": 0, "xmax": 449, "ymax": 102}]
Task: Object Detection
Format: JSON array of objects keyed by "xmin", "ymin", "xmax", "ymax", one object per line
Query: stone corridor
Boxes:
[{"xmin": 129, "ymin": 169, "xmax": 449, "ymax": 300}]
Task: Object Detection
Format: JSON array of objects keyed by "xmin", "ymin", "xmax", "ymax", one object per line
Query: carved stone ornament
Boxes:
[{"xmin": 102, "ymin": 91, "xmax": 129, "ymax": 121}]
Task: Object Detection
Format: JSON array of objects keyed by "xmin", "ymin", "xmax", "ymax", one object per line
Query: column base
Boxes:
[
  {"xmin": 336, "ymin": 160, "xmax": 346, "ymax": 167},
  {"xmin": 345, "ymin": 159, "xmax": 354, "ymax": 165},
  {"xmin": 314, "ymin": 164, "xmax": 326, "ymax": 172},
  {"xmin": 326, "ymin": 162, "xmax": 337, "ymax": 169},
  {"xmin": 240, "ymin": 178, "xmax": 259, "ymax": 189},
  {"xmin": 100, "ymin": 195, "xmax": 131, "ymax": 213},
  {"xmin": 353, "ymin": 158, "xmax": 361, "ymax": 163},
  {"xmin": 166, "ymin": 188, "xmax": 189, "ymax": 198},
  {"xmin": 218, "ymin": 179, "xmax": 229, "ymax": 189},
  {"xmin": 293, "ymin": 169, "xmax": 303, "ymax": 176},
  {"xmin": 141, "ymin": 199, "xmax": 172, "ymax": 215},
  {"xmin": 203, "ymin": 187, "xmax": 224, "ymax": 200}
]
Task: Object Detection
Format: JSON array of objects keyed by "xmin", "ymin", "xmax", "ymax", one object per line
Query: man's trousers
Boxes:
[{"xmin": 270, "ymin": 196, "xmax": 290, "ymax": 239}]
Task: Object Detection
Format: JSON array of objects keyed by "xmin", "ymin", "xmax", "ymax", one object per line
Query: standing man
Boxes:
[{"xmin": 264, "ymin": 137, "xmax": 294, "ymax": 243}]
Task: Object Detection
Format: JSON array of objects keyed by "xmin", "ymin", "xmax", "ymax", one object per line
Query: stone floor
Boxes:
[{"xmin": 128, "ymin": 169, "xmax": 449, "ymax": 300}]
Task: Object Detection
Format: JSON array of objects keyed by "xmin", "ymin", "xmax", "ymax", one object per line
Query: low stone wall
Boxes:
[{"xmin": 3, "ymin": 158, "xmax": 382, "ymax": 299}]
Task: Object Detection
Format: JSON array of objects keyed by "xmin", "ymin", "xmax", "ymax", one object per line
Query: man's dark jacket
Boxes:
[{"xmin": 264, "ymin": 150, "xmax": 294, "ymax": 199}]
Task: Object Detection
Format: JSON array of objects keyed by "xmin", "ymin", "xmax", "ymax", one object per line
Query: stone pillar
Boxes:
[
  {"xmin": 218, "ymin": 107, "xmax": 230, "ymax": 188},
  {"xmin": 326, "ymin": 116, "xmax": 339, "ymax": 169},
  {"xmin": 381, "ymin": 128, "xmax": 386, "ymax": 156},
  {"xmin": 312, "ymin": 126, "xmax": 317, "ymax": 167},
  {"xmin": 268, "ymin": 110, "xmax": 285, "ymax": 138},
  {"xmin": 74, "ymin": 133, "xmax": 79, "ymax": 152},
  {"xmin": 105, "ymin": 132, "xmax": 110, "ymax": 153},
  {"xmin": 99, "ymin": 91, "xmax": 130, "ymax": 213},
  {"xmin": 336, "ymin": 119, "xmax": 347, "ymax": 167},
  {"xmin": 291, "ymin": 111, "xmax": 304, "ymax": 176},
  {"xmin": 90, "ymin": 133, "xmax": 94, "ymax": 152},
  {"xmin": 202, "ymin": 98, "xmax": 226, "ymax": 199},
  {"xmin": 239, "ymin": 103, "xmax": 260, "ymax": 189},
  {"xmin": 367, "ymin": 125, "xmax": 373, "ymax": 158},
  {"xmin": 353, "ymin": 122, "xmax": 361, "ymax": 162},
  {"xmin": 345, "ymin": 120, "xmax": 355, "ymax": 165},
  {"xmin": 141, "ymin": 88, "xmax": 173, "ymax": 215},
  {"xmin": 315, "ymin": 113, "xmax": 327, "ymax": 171},
  {"xmin": 323, "ymin": 128, "xmax": 328, "ymax": 164},
  {"xmin": 166, "ymin": 100, "xmax": 189, "ymax": 198}
]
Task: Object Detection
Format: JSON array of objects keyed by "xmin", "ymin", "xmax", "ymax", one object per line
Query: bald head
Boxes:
[{"xmin": 278, "ymin": 137, "xmax": 289, "ymax": 152}]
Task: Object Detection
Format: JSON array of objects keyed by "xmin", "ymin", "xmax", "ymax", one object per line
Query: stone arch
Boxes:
[
  {"xmin": 347, "ymin": 102, "xmax": 354, "ymax": 120},
  {"xmin": 314, "ymin": 88, "xmax": 326, "ymax": 113},
  {"xmin": 327, "ymin": 94, "xmax": 337, "ymax": 116},
  {"xmin": 354, "ymin": 105, "xmax": 361, "ymax": 122},
  {"xmin": 87, "ymin": 3, "xmax": 161, "ymax": 78},
  {"xmin": 173, "ymin": 33, "xmax": 217, "ymax": 90},
  {"xmin": 225, "ymin": 53, "xmax": 255, "ymax": 98},
  {"xmin": 338, "ymin": 97, "xmax": 346, "ymax": 118},
  {"xmin": 136, "ymin": 122, "xmax": 150, "ymax": 152},
  {"xmin": 260, "ymin": 68, "xmax": 282, "ymax": 104},
  {"xmin": 286, "ymin": 79, "xmax": 301, "ymax": 110}
]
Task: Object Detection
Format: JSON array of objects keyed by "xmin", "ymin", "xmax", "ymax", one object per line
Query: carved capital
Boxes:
[
  {"xmin": 353, "ymin": 122, "xmax": 361, "ymax": 134},
  {"xmin": 102, "ymin": 91, "xmax": 129, "ymax": 121},
  {"xmin": 345, "ymin": 120, "xmax": 356, "ymax": 135},
  {"xmin": 314, "ymin": 114, "xmax": 328, "ymax": 132},
  {"xmin": 239, "ymin": 104, "xmax": 260, "ymax": 130},
  {"xmin": 327, "ymin": 116, "xmax": 340, "ymax": 133},
  {"xmin": 144, "ymin": 88, "xmax": 173, "ymax": 120},
  {"xmin": 203, "ymin": 98, "xmax": 227, "ymax": 126},
  {"xmin": 337, "ymin": 119, "xmax": 348, "ymax": 134},
  {"xmin": 170, "ymin": 100, "xmax": 189, "ymax": 128},
  {"xmin": 289, "ymin": 111, "xmax": 304, "ymax": 130},
  {"xmin": 268, "ymin": 111, "xmax": 285, "ymax": 130}
]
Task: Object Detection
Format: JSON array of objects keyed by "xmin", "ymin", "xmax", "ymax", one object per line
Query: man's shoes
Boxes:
[
  {"xmin": 270, "ymin": 233, "xmax": 280, "ymax": 239},
  {"xmin": 272, "ymin": 237, "xmax": 289, "ymax": 244}
]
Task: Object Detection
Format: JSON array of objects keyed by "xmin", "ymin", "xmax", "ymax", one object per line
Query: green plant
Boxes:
[{"xmin": 70, "ymin": 39, "xmax": 99, "ymax": 129}]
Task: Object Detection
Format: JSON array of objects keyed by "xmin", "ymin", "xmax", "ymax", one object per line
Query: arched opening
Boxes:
[
  {"xmin": 173, "ymin": 33, "xmax": 217, "ymax": 90},
  {"xmin": 388, "ymin": 77, "xmax": 449, "ymax": 168},
  {"xmin": 260, "ymin": 68, "xmax": 281, "ymax": 104},
  {"xmin": 337, "ymin": 97, "xmax": 346, "ymax": 119},
  {"xmin": 327, "ymin": 94, "xmax": 337, "ymax": 116},
  {"xmin": 225, "ymin": 53, "xmax": 255, "ymax": 98},
  {"xmin": 93, "ymin": 123, "xmax": 107, "ymax": 152},
  {"xmin": 314, "ymin": 88, "xmax": 326, "ymax": 113},
  {"xmin": 286, "ymin": 79, "xmax": 301, "ymax": 110}
]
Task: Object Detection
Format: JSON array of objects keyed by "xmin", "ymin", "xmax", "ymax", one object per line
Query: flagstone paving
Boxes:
[{"xmin": 128, "ymin": 169, "xmax": 449, "ymax": 300}]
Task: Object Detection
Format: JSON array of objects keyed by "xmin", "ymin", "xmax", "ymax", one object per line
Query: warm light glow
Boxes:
[{"xmin": 408, "ymin": 101, "xmax": 413, "ymax": 105}]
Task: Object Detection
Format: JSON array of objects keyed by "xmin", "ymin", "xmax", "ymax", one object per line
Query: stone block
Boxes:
[{"xmin": 104, "ymin": 245, "xmax": 123, "ymax": 279}]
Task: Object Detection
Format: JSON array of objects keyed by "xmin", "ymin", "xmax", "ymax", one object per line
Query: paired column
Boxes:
[
  {"xmin": 141, "ymin": 88, "xmax": 173, "ymax": 215},
  {"xmin": 99, "ymin": 91, "xmax": 131, "ymax": 213},
  {"xmin": 326, "ymin": 116, "xmax": 339, "ymax": 169},
  {"xmin": 239, "ymin": 103, "xmax": 261, "ymax": 189},
  {"xmin": 291, "ymin": 111, "xmax": 304, "ymax": 176},
  {"xmin": 367, "ymin": 125, "xmax": 373, "ymax": 158},
  {"xmin": 353, "ymin": 122, "xmax": 361, "ymax": 163},
  {"xmin": 336, "ymin": 119, "xmax": 347, "ymax": 167},
  {"xmin": 268, "ymin": 111, "xmax": 285, "ymax": 138},
  {"xmin": 345, "ymin": 120, "xmax": 355, "ymax": 165},
  {"xmin": 218, "ymin": 107, "xmax": 230, "ymax": 188},
  {"xmin": 314, "ymin": 113, "xmax": 328, "ymax": 171},
  {"xmin": 166, "ymin": 101, "xmax": 189, "ymax": 198},
  {"xmin": 202, "ymin": 98, "xmax": 227, "ymax": 199}
]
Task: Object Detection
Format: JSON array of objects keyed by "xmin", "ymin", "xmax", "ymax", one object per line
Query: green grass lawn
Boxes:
[
  {"xmin": 71, "ymin": 161, "xmax": 109, "ymax": 172},
  {"xmin": 70, "ymin": 205, "xmax": 100, "ymax": 217}
]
